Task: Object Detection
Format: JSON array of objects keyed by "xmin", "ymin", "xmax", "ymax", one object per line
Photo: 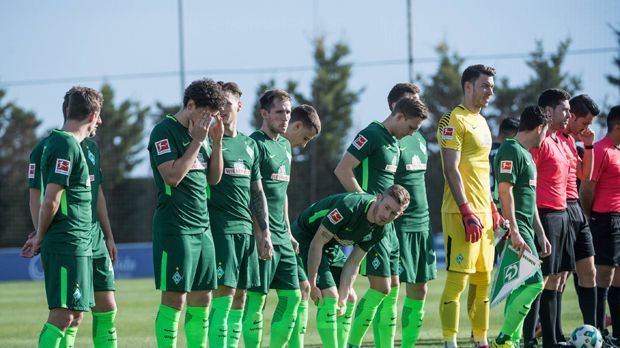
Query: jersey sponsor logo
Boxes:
[
  {"xmin": 405, "ymin": 155, "xmax": 427, "ymax": 170},
  {"xmin": 332, "ymin": 234, "xmax": 354, "ymax": 246},
  {"xmin": 89, "ymin": 174, "xmax": 95, "ymax": 183},
  {"xmin": 191, "ymin": 152, "xmax": 207, "ymax": 170},
  {"xmin": 441, "ymin": 126, "xmax": 454, "ymax": 140},
  {"xmin": 28, "ymin": 163, "xmax": 36, "ymax": 179},
  {"xmin": 155, "ymin": 139, "xmax": 171, "ymax": 155},
  {"xmin": 270, "ymin": 165, "xmax": 290, "ymax": 181},
  {"xmin": 529, "ymin": 179, "xmax": 537, "ymax": 186},
  {"xmin": 327, "ymin": 208, "xmax": 343, "ymax": 225},
  {"xmin": 352, "ymin": 134, "xmax": 367, "ymax": 150},
  {"xmin": 55, "ymin": 159, "xmax": 71, "ymax": 175},
  {"xmin": 385, "ymin": 156, "xmax": 398, "ymax": 172},
  {"xmin": 224, "ymin": 161, "xmax": 251, "ymax": 176},
  {"xmin": 500, "ymin": 161, "xmax": 513, "ymax": 174}
]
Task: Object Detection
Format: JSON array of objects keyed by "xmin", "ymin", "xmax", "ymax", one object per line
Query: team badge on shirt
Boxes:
[
  {"xmin": 500, "ymin": 161, "xmax": 513, "ymax": 174},
  {"xmin": 28, "ymin": 163, "xmax": 36, "ymax": 179},
  {"xmin": 327, "ymin": 209, "xmax": 343, "ymax": 224},
  {"xmin": 352, "ymin": 135, "xmax": 367, "ymax": 150},
  {"xmin": 155, "ymin": 139, "xmax": 171, "ymax": 155},
  {"xmin": 55, "ymin": 159, "xmax": 71, "ymax": 175},
  {"xmin": 441, "ymin": 127, "xmax": 454, "ymax": 140}
]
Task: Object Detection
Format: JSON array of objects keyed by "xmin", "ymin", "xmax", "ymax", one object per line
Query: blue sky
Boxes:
[{"xmin": 1, "ymin": 0, "xmax": 618, "ymax": 175}]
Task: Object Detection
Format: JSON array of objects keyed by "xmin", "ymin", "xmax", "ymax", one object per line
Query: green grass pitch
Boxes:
[{"xmin": 0, "ymin": 270, "xmax": 584, "ymax": 347}]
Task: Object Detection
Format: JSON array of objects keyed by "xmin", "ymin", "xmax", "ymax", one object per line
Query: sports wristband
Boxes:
[{"xmin": 584, "ymin": 145, "xmax": 594, "ymax": 150}]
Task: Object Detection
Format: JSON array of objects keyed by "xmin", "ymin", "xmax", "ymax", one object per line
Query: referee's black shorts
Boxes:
[
  {"xmin": 590, "ymin": 212, "xmax": 620, "ymax": 267},
  {"xmin": 537, "ymin": 208, "xmax": 575, "ymax": 275},
  {"xmin": 567, "ymin": 199, "xmax": 595, "ymax": 261}
]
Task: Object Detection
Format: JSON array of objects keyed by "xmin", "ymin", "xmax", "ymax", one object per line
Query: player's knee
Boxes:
[
  {"xmin": 408, "ymin": 282, "xmax": 428, "ymax": 299},
  {"xmin": 596, "ymin": 269, "xmax": 613, "ymax": 288},
  {"xmin": 369, "ymin": 276, "xmax": 391, "ymax": 294},
  {"xmin": 161, "ymin": 290, "xmax": 187, "ymax": 310},
  {"xmin": 70, "ymin": 311, "xmax": 84, "ymax": 327},
  {"xmin": 299, "ymin": 281, "xmax": 311, "ymax": 301},
  {"xmin": 544, "ymin": 274, "xmax": 562, "ymax": 290},
  {"xmin": 443, "ymin": 271, "xmax": 468, "ymax": 298},
  {"xmin": 92, "ymin": 291, "xmax": 117, "ymax": 312}
]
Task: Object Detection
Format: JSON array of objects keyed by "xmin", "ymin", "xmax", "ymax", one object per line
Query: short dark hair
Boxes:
[
  {"xmin": 66, "ymin": 86, "xmax": 103, "ymax": 121},
  {"xmin": 383, "ymin": 184, "xmax": 410, "ymax": 207},
  {"xmin": 537, "ymin": 88, "xmax": 571, "ymax": 109},
  {"xmin": 392, "ymin": 97, "xmax": 428, "ymax": 120},
  {"xmin": 387, "ymin": 83, "xmax": 420, "ymax": 110},
  {"xmin": 518, "ymin": 105, "xmax": 551, "ymax": 132},
  {"xmin": 607, "ymin": 105, "xmax": 620, "ymax": 131},
  {"xmin": 217, "ymin": 81, "xmax": 242, "ymax": 98},
  {"xmin": 62, "ymin": 86, "xmax": 81, "ymax": 120},
  {"xmin": 461, "ymin": 64, "xmax": 496, "ymax": 91},
  {"xmin": 290, "ymin": 104, "xmax": 321, "ymax": 134},
  {"xmin": 570, "ymin": 94, "xmax": 600, "ymax": 118},
  {"xmin": 259, "ymin": 89, "xmax": 291, "ymax": 111},
  {"xmin": 183, "ymin": 78, "xmax": 226, "ymax": 110},
  {"xmin": 499, "ymin": 117, "xmax": 520, "ymax": 137}
]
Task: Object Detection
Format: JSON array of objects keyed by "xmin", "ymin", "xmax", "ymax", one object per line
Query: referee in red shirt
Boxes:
[{"xmin": 581, "ymin": 105, "xmax": 620, "ymax": 345}]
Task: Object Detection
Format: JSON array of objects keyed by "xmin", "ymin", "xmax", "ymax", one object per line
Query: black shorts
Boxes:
[
  {"xmin": 590, "ymin": 212, "xmax": 620, "ymax": 267},
  {"xmin": 567, "ymin": 200, "xmax": 595, "ymax": 261},
  {"xmin": 537, "ymin": 208, "xmax": 574, "ymax": 275}
]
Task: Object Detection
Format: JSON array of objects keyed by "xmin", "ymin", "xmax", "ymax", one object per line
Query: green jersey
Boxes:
[
  {"xmin": 494, "ymin": 138, "xmax": 537, "ymax": 237},
  {"xmin": 28, "ymin": 134, "xmax": 49, "ymax": 192},
  {"xmin": 208, "ymin": 132, "xmax": 261, "ymax": 235},
  {"xmin": 347, "ymin": 121, "xmax": 400, "ymax": 195},
  {"xmin": 39, "ymin": 130, "xmax": 93, "ymax": 256},
  {"xmin": 148, "ymin": 115, "xmax": 213, "ymax": 235},
  {"xmin": 250, "ymin": 130, "xmax": 292, "ymax": 245},
  {"xmin": 395, "ymin": 132, "xmax": 430, "ymax": 231},
  {"xmin": 293, "ymin": 192, "xmax": 386, "ymax": 252},
  {"xmin": 81, "ymin": 139, "xmax": 102, "ymax": 222}
]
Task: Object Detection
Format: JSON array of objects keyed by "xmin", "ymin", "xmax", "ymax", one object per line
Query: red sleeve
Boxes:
[{"xmin": 591, "ymin": 146, "xmax": 608, "ymax": 183}]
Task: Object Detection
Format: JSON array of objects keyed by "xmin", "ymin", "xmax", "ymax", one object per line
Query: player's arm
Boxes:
[
  {"xmin": 97, "ymin": 187, "xmax": 118, "ymax": 263},
  {"xmin": 498, "ymin": 182, "xmax": 529, "ymax": 256},
  {"xmin": 29, "ymin": 188, "xmax": 41, "ymax": 231},
  {"xmin": 337, "ymin": 244, "xmax": 366, "ymax": 310},
  {"xmin": 157, "ymin": 116, "xmax": 211, "ymax": 187},
  {"xmin": 576, "ymin": 128, "xmax": 595, "ymax": 182},
  {"xmin": 334, "ymin": 152, "xmax": 364, "ymax": 192},
  {"xmin": 285, "ymin": 194, "xmax": 299, "ymax": 253},
  {"xmin": 251, "ymin": 179, "xmax": 272, "ymax": 260},
  {"xmin": 207, "ymin": 115, "xmax": 224, "ymax": 185},
  {"xmin": 580, "ymin": 180, "xmax": 596, "ymax": 220},
  {"xmin": 308, "ymin": 224, "xmax": 334, "ymax": 304},
  {"xmin": 533, "ymin": 208, "xmax": 551, "ymax": 258},
  {"xmin": 26, "ymin": 183, "xmax": 64, "ymax": 257}
]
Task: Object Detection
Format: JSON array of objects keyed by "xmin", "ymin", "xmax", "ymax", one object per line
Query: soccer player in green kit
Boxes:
[
  {"xmin": 387, "ymin": 83, "xmax": 436, "ymax": 347},
  {"xmin": 334, "ymin": 97, "xmax": 428, "ymax": 348},
  {"xmin": 282, "ymin": 104, "xmax": 322, "ymax": 348},
  {"xmin": 207, "ymin": 82, "xmax": 273, "ymax": 348},
  {"xmin": 241, "ymin": 89, "xmax": 305, "ymax": 348},
  {"xmin": 148, "ymin": 78, "xmax": 225, "ymax": 348},
  {"xmin": 294, "ymin": 185, "xmax": 410, "ymax": 348},
  {"xmin": 23, "ymin": 87, "xmax": 103, "ymax": 347},
  {"xmin": 23, "ymin": 87, "xmax": 119, "ymax": 348},
  {"xmin": 491, "ymin": 106, "xmax": 552, "ymax": 348}
]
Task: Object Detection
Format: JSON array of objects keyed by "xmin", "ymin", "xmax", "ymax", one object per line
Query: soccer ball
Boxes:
[{"xmin": 569, "ymin": 324, "xmax": 603, "ymax": 348}]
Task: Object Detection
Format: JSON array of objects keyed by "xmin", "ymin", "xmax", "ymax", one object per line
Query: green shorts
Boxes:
[
  {"xmin": 91, "ymin": 224, "xmax": 115, "ymax": 292},
  {"xmin": 297, "ymin": 254, "xmax": 308, "ymax": 282},
  {"xmin": 42, "ymin": 252, "xmax": 94, "ymax": 311},
  {"xmin": 396, "ymin": 224, "xmax": 437, "ymax": 284},
  {"xmin": 361, "ymin": 224, "xmax": 400, "ymax": 277},
  {"xmin": 153, "ymin": 230, "xmax": 217, "ymax": 293},
  {"xmin": 213, "ymin": 233, "xmax": 260, "ymax": 289},
  {"xmin": 250, "ymin": 242, "xmax": 299, "ymax": 294},
  {"xmin": 299, "ymin": 244, "xmax": 346, "ymax": 290}
]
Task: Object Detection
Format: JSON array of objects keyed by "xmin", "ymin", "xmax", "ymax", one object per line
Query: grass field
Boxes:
[{"xmin": 0, "ymin": 270, "xmax": 584, "ymax": 347}]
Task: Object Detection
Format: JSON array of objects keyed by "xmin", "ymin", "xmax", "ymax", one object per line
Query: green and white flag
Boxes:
[{"xmin": 490, "ymin": 243, "xmax": 541, "ymax": 307}]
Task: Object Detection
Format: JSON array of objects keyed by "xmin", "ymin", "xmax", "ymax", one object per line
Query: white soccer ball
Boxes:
[{"xmin": 569, "ymin": 324, "xmax": 603, "ymax": 348}]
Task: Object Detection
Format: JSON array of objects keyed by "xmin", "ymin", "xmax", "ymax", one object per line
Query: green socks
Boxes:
[
  {"xmin": 373, "ymin": 286, "xmax": 399, "ymax": 348},
  {"xmin": 242, "ymin": 291, "xmax": 266, "ymax": 348},
  {"xmin": 156, "ymin": 304, "xmax": 181, "ymax": 348},
  {"xmin": 289, "ymin": 299, "xmax": 308, "ymax": 348},
  {"xmin": 208, "ymin": 295, "xmax": 233, "ymax": 347},
  {"xmin": 500, "ymin": 281, "xmax": 543, "ymax": 342},
  {"xmin": 92, "ymin": 310, "xmax": 117, "ymax": 348},
  {"xmin": 337, "ymin": 301, "xmax": 355, "ymax": 348},
  {"xmin": 226, "ymin": 308, "xmax": 243, "ymax": 348},
  {"xmin": 59, "ymin": 326, "xmax": 78, "ymax": 348},
  {"xmin": 270, "ymin": 289, "xmax": 302, "ymax": 348},
  {"xmin": 39, "ymin": 322, "xmax": 64, "ymax": 348},
  {"xmin": 185, "ymin": 305, "xmax": 208, "ymax": 348},
  {"xmin": 348, "ymin": 288, "xmax": 386, "ymax": 346},
  {"xmin": 402, "ymin": 298, "xmax": 425, "ymax": 347},
  {"xmin": 316, "ymin": 297, "xmax": 339, "ymax": 348}
]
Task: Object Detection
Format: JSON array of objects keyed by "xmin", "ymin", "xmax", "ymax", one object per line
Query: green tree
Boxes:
[
  {"xmin": 253, "ymin": 38, "xmax": 362, "ymax": 215},
  {"xmin": 607, "ymin": 25, "xmax": 620, "ymax": 100},
  {"xmin": 0, "ymin": 89, "xmax": 40, "ymax": 245},
  {"xmin": 95, "ymin": 84, "xmax": 149, "ymax": 189}
]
